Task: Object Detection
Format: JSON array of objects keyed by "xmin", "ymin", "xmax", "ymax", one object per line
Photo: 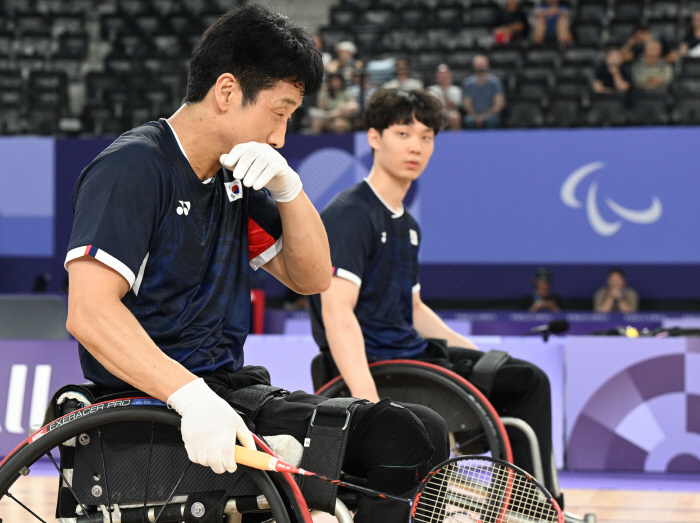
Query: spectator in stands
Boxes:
[
  {"xmin": 593, "ymin": 48, "xmax": 631, "ymax": 93},
  {"xmin": 632, "ymin": 39, "xmax": 674, "ymax": 91},
  {"xmin": 594, "ymin": 268, "xmax": 639, "ymax": 313},
  {"xmin": 348, "ymin": 69, "xmax": 375, "ymax": 110},
  {"xmin": 310, "ymin": 73, "xmax": 359, "ymax": 134},
  {"xmin": 680, "ymin": 11, "xmax": 700, "ymax": 58},
  {"xmin": 427, "ymin": 64, "xmax": 462, "ymax": 130},
  {"xmin": 621, "ymin": 23, "xmax": 678, "ymax": 64},
  {"xmin": 313, "ymin": 34, "xmax": 333, "ymax": 70},
  {"xmin": 383, "ymin": 59, "xmax": 424, "ymax": 90},
  {"xmin": 532, "ymin": 0, "xmax": 572, "ymax": 47},
  {"xmin": 521, "ymin": 268, "xmax": 563, "ymax": 313},
  {"xmin": 462, "ymin": 55, "xmax": 504, "ymax": 129},
  {"xmin": 493, "ymin": 0, "xmax": 530, "ymax": 45},
  {"xmin": 327, "ymin": 41, "xmax": 363, "ymax": 84}
]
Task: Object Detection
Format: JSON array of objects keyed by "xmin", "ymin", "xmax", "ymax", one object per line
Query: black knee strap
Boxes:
[
  {"xmin": 223, "ymin": 384, "xmax": 290, "ymax": 423},
  {"xmin": 297, "ymin": 397, "xmax": 367, "ymax": 512},
  {"xmin": 469, "ymin": 349, "xmax": 511, "ymax": 398}
]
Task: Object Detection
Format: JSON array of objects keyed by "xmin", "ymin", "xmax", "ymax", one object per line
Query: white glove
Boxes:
[
  {"xmin": 220, "ymin": 142, "xmax": 303, "ymax": 203},
  {"xmin": 167, "ymin": 378, "xmax": 256, "ymax": 474}
]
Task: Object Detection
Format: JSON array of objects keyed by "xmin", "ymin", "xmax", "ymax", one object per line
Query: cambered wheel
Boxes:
[{"xmin": 0, "ymin": 399, "xmax": 292, "ymax": 523}]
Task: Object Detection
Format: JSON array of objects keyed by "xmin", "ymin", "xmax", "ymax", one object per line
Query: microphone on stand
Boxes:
[{"xmin": 525, "ymin": 319, "xmax": 570, "ymax": 341}]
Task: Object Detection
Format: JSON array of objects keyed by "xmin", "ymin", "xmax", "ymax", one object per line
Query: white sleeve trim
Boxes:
[
  {"xmin": 65, "ymin": 246, "xmax": 136, "ymax": 289},
  {"xmin": 250, "ymin": 237, "xmax": 283, "ymax": 270},
  {"xmin": 334, "ymin": 267, "xmax": 362, "ymax": 288},
  {"xmin": 412, "ymin": 283, "xmax": 421, "ymax": 294}
]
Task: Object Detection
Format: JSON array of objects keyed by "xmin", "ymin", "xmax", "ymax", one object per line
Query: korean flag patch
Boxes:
[{"xmin": 225, "ymin": 180, "xmax": 243, "ymax": 202}]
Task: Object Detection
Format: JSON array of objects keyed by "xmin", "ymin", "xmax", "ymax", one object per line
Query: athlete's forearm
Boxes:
[
  {"xmin": 67, "ymin": 262, "xmax": 196, "ymax": 401},
  {"xmin": 276, "ymin": 190, "xmax": 332, "ymax": 294},
  {"xmin": 323, "ymin": 305, "xmax": 380, "ymax": 403},
  {"xmin": 413, "ymin": 299, "xmax": 479, "ymax": 350}
]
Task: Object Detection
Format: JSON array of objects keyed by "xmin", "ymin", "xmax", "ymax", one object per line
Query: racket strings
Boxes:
[{"xmin": 413, "ymin": 459, "xmax": 559, "ymax": 523}]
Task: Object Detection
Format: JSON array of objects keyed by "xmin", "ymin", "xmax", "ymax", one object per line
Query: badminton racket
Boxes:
[{"xmin": 235, "ymin": 445, "xmax": 564, "ymax": 523}]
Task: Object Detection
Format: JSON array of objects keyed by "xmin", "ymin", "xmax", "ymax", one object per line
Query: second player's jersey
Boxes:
[
  {"xmin": 66, "ymin": 120, "xmax": 283, "ymax": 390},
  {"xmin": 309, "ymin": 180, "xmax": 427, "ymax": 359}
]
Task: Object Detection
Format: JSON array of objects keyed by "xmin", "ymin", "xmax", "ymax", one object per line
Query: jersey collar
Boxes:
[
  {"xmin": 163, "ymin": 119, "xmax": 214, "ymax": 185},
  {"xmin": 363, "ymin": 178, "xmax": 404, "ymax": 219}
]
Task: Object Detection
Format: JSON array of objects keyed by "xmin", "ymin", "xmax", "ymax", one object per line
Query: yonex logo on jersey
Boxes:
[
  {"xmin": 409, "ymin": 229, "xmax": 418, "ymax": 246},
  {"xmin": 381, "ymin": 232, "xmax": 387, "ymax": 243},
  {"xmin": 224, "ymin": 180, "xmax": 243, "ymax": 202},
  {"xmin": 176, "ymin": 201, "xmax": 191, "ymax": 215}
]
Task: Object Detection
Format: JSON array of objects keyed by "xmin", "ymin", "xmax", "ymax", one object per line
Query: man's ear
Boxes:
[
  {"xmin": 213, "ymin": 73, "xmax": 241, "ymax": 112},
  {"xmin": 367, "ymin": 127, "xmax": 382, "ymax": 152}
]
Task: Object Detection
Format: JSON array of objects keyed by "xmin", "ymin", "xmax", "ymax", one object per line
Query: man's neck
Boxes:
[
  {"xmin": 366, "ymin": 166, "xmax": 411, "ymax": 213},
  {"xmin": 168, "ymin": 105, "xmax": 223, "ymax": 181}
]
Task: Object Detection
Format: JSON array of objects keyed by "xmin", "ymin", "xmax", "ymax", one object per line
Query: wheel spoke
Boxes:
[
  {"xmin": 97, "ymin": 428, "xmax": 114, "ymax": 523},
  {"xmin": 46, "ymin": 450, "xmax": 96, "ymax": 523},
  {"xmin": 142, "ymin": 422, "xmax": 155, "ymax": 523},
  {"xmin": 3, "ymin": 490, "xmax": 48, "ymax": 522},
  {"xmin": 152, "ymin": 461, "xmax": 191, "ymax": 523}
]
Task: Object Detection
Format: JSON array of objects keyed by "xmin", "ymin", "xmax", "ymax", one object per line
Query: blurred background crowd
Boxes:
[{"xmin": 2, "ymin": 0, "xmax": 700, "ymax": 135}]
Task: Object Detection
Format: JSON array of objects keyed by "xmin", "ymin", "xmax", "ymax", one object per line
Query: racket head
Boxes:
[{"xmin": 411, "ymin": 455, "xmax": 564, "ymax": 523}]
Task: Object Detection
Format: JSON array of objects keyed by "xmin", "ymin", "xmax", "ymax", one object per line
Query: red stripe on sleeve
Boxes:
[
  {"xmin": 84, "ymin": 245, "xmax": 92, "ymax": 255},
  {"xmin": 248, "ymin": 218, "xmax": 277, "ymax": 261}
]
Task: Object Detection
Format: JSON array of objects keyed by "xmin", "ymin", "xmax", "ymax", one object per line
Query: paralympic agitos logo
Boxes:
[{"xmin": 560, "ymin": 162, "xmax": 663, "ymax": 237}]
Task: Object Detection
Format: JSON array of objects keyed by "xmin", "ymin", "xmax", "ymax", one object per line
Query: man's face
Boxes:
[
  {"xmin": 608, "ymin": 272, "xmax": 625, "ymax": 290},
  {"xmin": 224, "ymin": 80, "xmax": 303, "ymax": 149},
  {"xmin": 645, "ymin": 40, "xmax": 662, "ymax": 60},
  {"xmin": 473, "ymin": 56, "xmax": 488, "ymax": 73},
  {"xmin": 535, "ymin": 280, "xmax": 550, "ymax": 297},
  {"xmin": 369, "ymin": 119, "xmax": 435, "ymax": 183},
  {"xmin": 436, "ymin": 67, "xmax": 452, "ymax": 85}
]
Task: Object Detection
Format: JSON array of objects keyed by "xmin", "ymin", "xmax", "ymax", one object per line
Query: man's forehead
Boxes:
[
  {"xmin": 270, "ymin": 81, "xmax": 304, "ymax": 107},
  {"xmin": 389, "ymin": 120, "xmax": 434, "ymax": 133}
]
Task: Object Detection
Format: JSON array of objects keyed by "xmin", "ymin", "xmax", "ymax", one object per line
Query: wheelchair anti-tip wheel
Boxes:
[{"xmin": 0, "ymin": 397, "xmax": 298, "ymax": 523}]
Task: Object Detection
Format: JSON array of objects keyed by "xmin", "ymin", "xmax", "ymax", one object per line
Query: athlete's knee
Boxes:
[{"xmin": 345, "ymin": 399, "xmax": 436, "ymax": 494}]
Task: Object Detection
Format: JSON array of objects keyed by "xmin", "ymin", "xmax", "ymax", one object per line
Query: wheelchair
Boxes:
[
  {"xmin": 0, "ymin": 385, "xmax": 353, "ymax": 523},
  {"xmin": 312, "ymin": 354, "xmax": 596, "ymax": 523}
]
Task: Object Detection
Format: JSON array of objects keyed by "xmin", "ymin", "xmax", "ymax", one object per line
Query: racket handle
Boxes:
[
  {"xmin": 235, "ymin": 445, "xmax": 301, "ymax": 474},
  {"xmin": 235, "ymin": 445, "xmax": 278, "ymax": 471}
]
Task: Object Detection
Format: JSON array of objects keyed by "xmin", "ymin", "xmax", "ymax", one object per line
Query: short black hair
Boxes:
[
  {"xmin": 608, "ymin": 267, "xmax": 626, "ymax": 278},
  {"xmin": 183, "ymin": 4, "xmax": 323, "ymax": 106},
  {"xmin": 364, "ymin": 89, "xmax": 443, "ymax": 135}
]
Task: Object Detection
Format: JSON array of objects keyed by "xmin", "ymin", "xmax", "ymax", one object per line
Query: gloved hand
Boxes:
[
  {"xmin": 167, "ymin": 378, "xmax": 255, "ymax": 474},
  {"xmin": 220, "ymin": 142, "xmax": 303, "ymax": 203}
]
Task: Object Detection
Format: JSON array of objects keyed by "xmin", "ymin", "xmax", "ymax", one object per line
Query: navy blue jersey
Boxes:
[
  {"xmin": 66, "ymin": 120, "xmax": 283, "ymax": 390},
  {"xmin": 309, "ymin": 180, "xmax": 427, "ymax": 359}
]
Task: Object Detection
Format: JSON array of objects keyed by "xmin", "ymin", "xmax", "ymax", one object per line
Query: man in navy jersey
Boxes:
[
  {"xmin": 66, "ymin": 7, "xmax": 447, "ymax": 523},
  {"xmin": 309, "ymin": 88, "xmax": 563, "ymax": 506}
]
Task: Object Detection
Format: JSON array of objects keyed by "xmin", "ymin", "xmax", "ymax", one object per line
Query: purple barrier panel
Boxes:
[
  {"xmin": 476, "ymin": 337, "xmax": 566, "ymax": 469},
  {"xmin": 0, "ymin": 340, "xmax": 83, "ymax": 458},
  {"xmin": 565, "ymin": 336, "xmax": 700, "ymax": 472},
  {"xmin": 243, "ymin": 335, "xmax": 319, "ymax": 393}
]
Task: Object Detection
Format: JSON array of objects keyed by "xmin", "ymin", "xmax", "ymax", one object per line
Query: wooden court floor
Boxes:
[{"xmin": 1, "ymin": 476, "xmax": 699, "ymax": 522}]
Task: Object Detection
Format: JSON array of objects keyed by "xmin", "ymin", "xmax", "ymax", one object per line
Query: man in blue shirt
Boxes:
[
  {"xmin": 310, "ymin": 88, "xmax": 562, "ymax": 506},
  {"xmin": 66, "ymin": 7, "xmax": 447, "ymax": 523},
  {"xmin": 462, "ymin": 55, "xmax": 504, "ymax": 128}
]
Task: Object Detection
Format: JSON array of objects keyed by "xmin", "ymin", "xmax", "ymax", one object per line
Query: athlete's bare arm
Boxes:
[
  {"xmin": 262, "ymin": 190, "xmax": 331, "ymax": 295},
  {"xmin": 319, "ymin": 276, "xmax": 380, "ymax": 402},
  {"xmin": 412, "ymin": 291, "xmax": 479, "ymax": 350},
  {"xmin": 66, "ymin": 257, "xmax": 197, "ymax": 401}
]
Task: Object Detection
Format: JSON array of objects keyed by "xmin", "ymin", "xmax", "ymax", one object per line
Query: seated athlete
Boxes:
[
  {"xmin": 65, "ymin": 7, "xmax": 448, "ymax": 523},
  {"xmin": 309, "ymin": 88, "xmax": 563, "ymax": 506}
]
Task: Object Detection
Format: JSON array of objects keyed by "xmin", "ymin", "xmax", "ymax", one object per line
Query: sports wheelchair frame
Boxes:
[{"xmin": 0, "ymin": 393, "xmax": 351, "ymax": 523}]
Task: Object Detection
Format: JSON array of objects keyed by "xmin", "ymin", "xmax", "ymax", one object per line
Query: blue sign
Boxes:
[{"xmin": 419, "ymin": 127, "xmax": 700, "ymax": 264}]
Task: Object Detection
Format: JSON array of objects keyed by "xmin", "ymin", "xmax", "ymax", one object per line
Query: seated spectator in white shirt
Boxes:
[
  {"xmin": 632, "ymin": 39, "xmax": 674, "ymax": 91},
  {"xmin": 427, "ymin": 64, "xmax": 462, "ymax": 130},
  {"xmin": 383, "ymin": 59, "xmax": 424, "ymax": 91}
]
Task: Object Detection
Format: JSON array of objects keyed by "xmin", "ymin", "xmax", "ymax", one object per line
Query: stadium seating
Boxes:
[{"xmin": 0, "ymin": 0, "xmax": 697, "ymax": 134}]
